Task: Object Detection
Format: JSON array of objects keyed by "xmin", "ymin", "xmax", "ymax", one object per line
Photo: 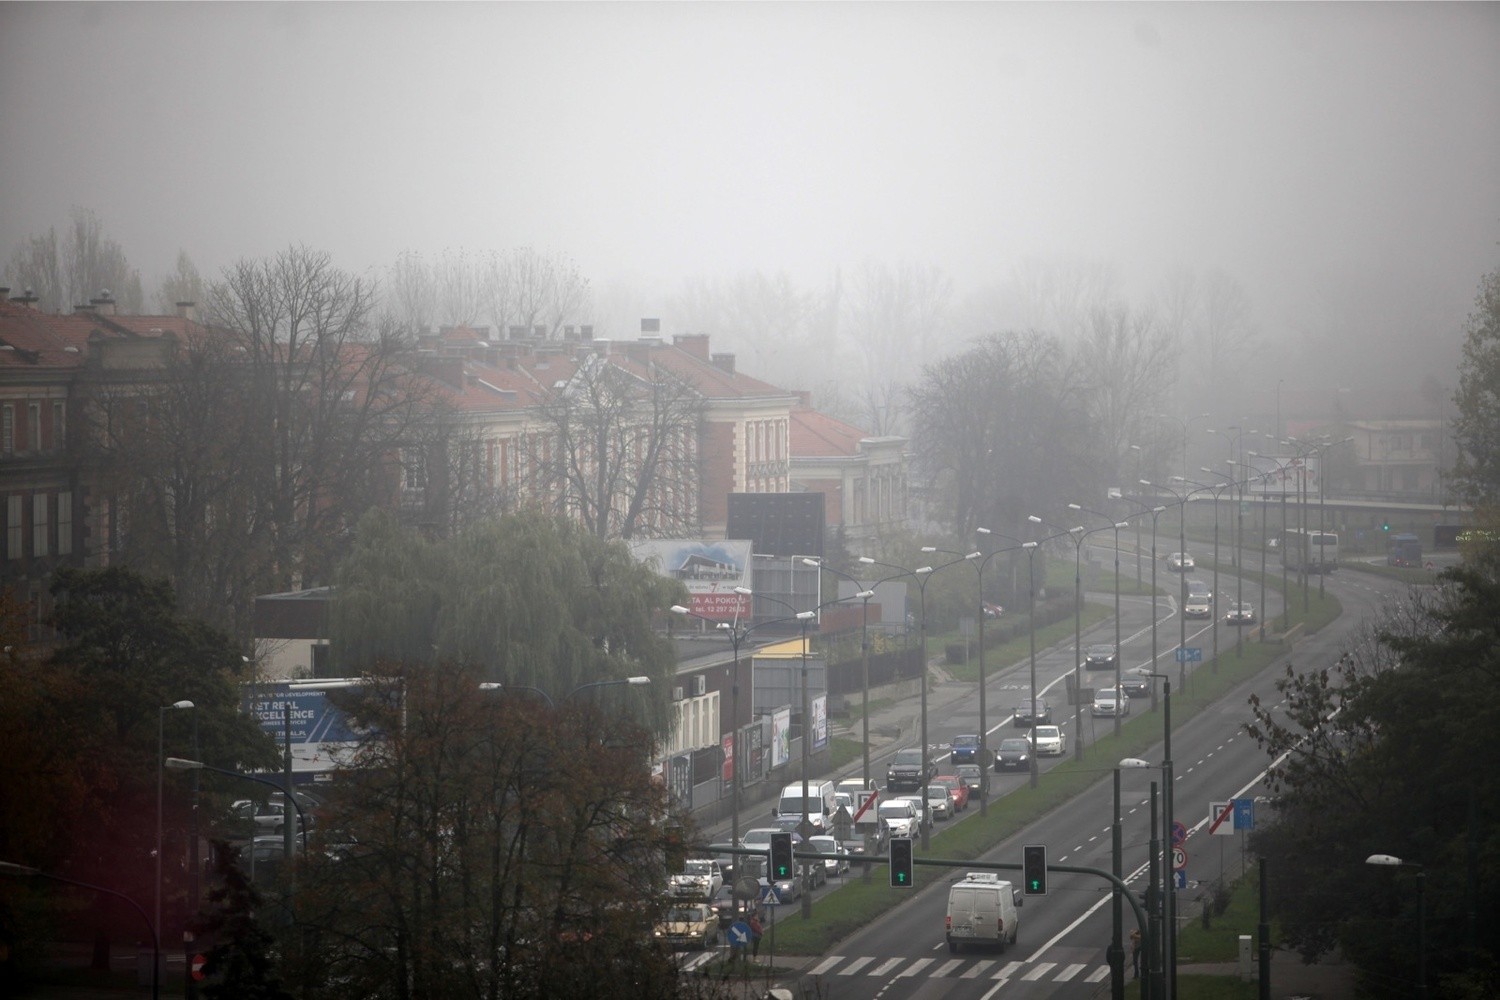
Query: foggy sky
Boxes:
[{"xmin": 2, "ymin": 2, "xmax": 1498, "ymax": 395}]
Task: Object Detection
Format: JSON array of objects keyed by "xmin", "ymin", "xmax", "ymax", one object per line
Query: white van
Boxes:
[
  {"xmin": 772, "ymin": 780, "xmax": 836, "ymax": 833},
  {"xmin": 945, "ymin": 872, "xmax": 1021, "ymax": 953}
]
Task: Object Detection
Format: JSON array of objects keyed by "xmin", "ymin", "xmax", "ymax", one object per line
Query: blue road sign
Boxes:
[
  {"xmin": 1233, "ymin": 797, "xmax": 1255, "ymax": 830},
  {"xmin": 1171, "ymin": 820, "xmax": 1188, "ymax": 846},
  {"xmin": 1175, "ymin": 647, "xmax": 1203, "ymax": 663},
  {"xmin": 728, "ymin": 921, "xmax": 751, "ymax": 947},
  {"xmin": 1174, "ymin": 870, "xmax": 1188, "ymax": 890}
]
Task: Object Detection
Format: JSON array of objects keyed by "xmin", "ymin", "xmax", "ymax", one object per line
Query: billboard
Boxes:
[
  {"xmin": 241, "ymin": 680, "xmax": 374, "ymax": 778},
  {"xmin": 726, "ymin": 492, "xmax": 825, "ymax": 558},
  {"xmin": 1241, "ymin": 454, "xmax": 1320, "ymax": 496},
  {"xmin": 771, "ymin": 706, "xmax": 792, "ymax": 769},
  {"xmin": 812, "ymin": 693, "xmax": 828, "ymax": 752},
  {"xmin": 630, "ymin": 538, "xmax": 753, "ymax": 620}
]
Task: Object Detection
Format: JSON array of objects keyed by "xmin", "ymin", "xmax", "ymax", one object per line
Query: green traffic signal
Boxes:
[
  {"xmin": 1382, "ymin": 521, "xmax": 1390, "ymax": 532},
  {"xmin": 769, "ymin": 832, "xmax": 794, "ymax": 880},
  {"xmin": 889, "ymin": 837, "xmax": 914, "ymax": 888},
  {"xmin": 1023, "ymin": 844, "xmax": 1048, "ymax": 895}
]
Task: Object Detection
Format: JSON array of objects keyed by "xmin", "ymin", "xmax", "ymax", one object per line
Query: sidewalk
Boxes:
[{"xmin": 1178, "ymin": 952, "xmax": 1357, "ymax": 998}]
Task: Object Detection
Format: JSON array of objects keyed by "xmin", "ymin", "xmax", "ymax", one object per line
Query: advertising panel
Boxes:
[
  {"xmin": 630, "ymin": 538, "xmax": 753, "ymax": 620},
  {"xmin": 812, "ymin": 694, "xmax": 828, "ymax": 752},
  {"xmin": 241, "ymin": 680, "xmax": 373, "ymax": 778},
  {"xmin": 771, "ymin": 706, "xmax": 792, "ymax": 769}
]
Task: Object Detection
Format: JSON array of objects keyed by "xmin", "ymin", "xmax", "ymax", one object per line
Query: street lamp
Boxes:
[
  {"xmin": 673, "ymin": 585, "xmax": 765, "ymax": 854},
  {"xmin": 1027, "ymin": 514, "xmax": 1091, "ymax": 759},
  {"xmin": 1021, "ymin": 541, "xmax": 1041, "ymax": 788},
  {"xmin": 1070, "ymin": 506, "xmax": 1131, "ymax": 739},
  {"xmin": 156, "ymin": 698, "xmax": 193, "ymax": 993},
  {"xmin": 1132, "ymin": 494, "xmax": 1171, "ymax": 713},
  {"xmin": 1128, "ymin": 669, "xmax": 1177, "ymax": 1000},
  {"xmin": 165, "ymin": 757, "xmax": 311, "ymax": 855},
  {"xmin": 1365, "ymin": 854, "xmax": 1427, "ymax": 999},
  {"xmin": 1119, "ymin": 760, "xmax": 1163, "ymax": 1000},
  {"xmin": 858, "ymin": 554, "xmax": 965, "ymax": 845},
  {"xmin": 1, "ymin": 861, "xmax": 162, "ymax": 1000},
  {"xmin": 800, "ymin": 560, "xmax": 885, "ymax": 797},
  {"xmin": 973, "ymin": 530, "xmax": 1032, "ymax": 810}
]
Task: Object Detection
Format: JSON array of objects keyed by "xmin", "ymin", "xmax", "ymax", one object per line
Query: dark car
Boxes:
[
  {"xmin": 886, "ymin": 747, "xmax": 936, "ymax": 792},
  {"xmin": 1120, "ymin": 673, "xmax": 1151, "ymax": 698},
  {"xmin": 994, "ymin": 737, "xmax": 1031, "ymax": 771},
  {"xmin": 1084, "ymin": 643, "xmax": 1118, "ymax": 670},
  {"xmin": 949, "ymin": 733, "xmax": 991, "ymax": 767},
  {"xmin": 1013, "ymin": 699, "xmax": 1052, "ymax": 727}
]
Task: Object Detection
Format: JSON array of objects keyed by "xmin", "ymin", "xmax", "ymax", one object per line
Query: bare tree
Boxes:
[
  {"xmin": 1076, "ymin": 302, "xmax": 1176, "ymax": 479},
  {"xmin": 207, "ymin": 244, "xmax": 436, "ymax": 593},
  {"xmin": 530, "ymin": 354, "xmax": 704, "ymax": 540},
  {"xmin": 152, "ymin": 250, "xmax": 205, "ymax": 313},
  {"xmin": 63, "ymin": 206, "xmax": 142, "ymax": 311},
  {"xmin": 386, "ymin": 249, "xmax": 438, "ymax": 334},
  {"xmin": 841, "ymin": 260, "xmax": 953, "ymax": 435},
  {"xmin": 5, "ymin": 227, "xmax": 63, "ymax": 310}
]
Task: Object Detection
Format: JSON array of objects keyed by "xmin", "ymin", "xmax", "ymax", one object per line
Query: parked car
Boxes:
[
  {"xmin": 955, "ymin": 764, "xmax": 985, "ymax": 797},
  {"xmin": 653, "ymin": 902, "xmax": 718, "ymax": 950},
  {"xmin": 994, "ymin": 737, "xmax": 1031, "ymax": 771},
  {"xmin": 1120, "ymin": 671, "xmax": 1151, "ymax": 698},
  {"xmin": 669, "ymin": 858, "xmax": 723, "ymax": 900},
  {"xmin": 807, "ymin": 835, "xmax": 850, "ymax": 877},
  {"xmin": 886, "ymin": 747, "xmax": 937, "ymax": 792},
  {"xmin": 897, "ymin": 793, "xmax": 934, "ymax": 830},
  {"xmin": 876, "ymin": 798, "xmax": 920, "ymax": 839},
  {"xmin": 925, "ymin": 782, "xmax": 955, "ymax": 821},
  {"xmin": 1013, "ymin": 699, "xmax": 1052, "ymax": 727},
  {"xmin": 1226, "ymin": 602, "xmax": 1258, "ymax": 625},
  {"xmin": 1084, "ymin": 644, "xmax": 1118, "ymax": 670},
  {"xmin": 1167, "ymin": 552, "xmax": 1195, "ymax": 572},
  {"xmin": 1091, "ymin": 686, "xmax": 1130, "ymax": 718},
  {"xmin": 1028, "ymin": 725, "xmax": 1065, "ymax": 756},
  {"xmin": 934, "ymin": 774, "xmax": 970, "ymax": 812}
]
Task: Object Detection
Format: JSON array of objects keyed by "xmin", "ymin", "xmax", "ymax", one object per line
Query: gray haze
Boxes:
[{"xmin": 3, "ymin": 2, "xmax": 1498, "ymax": 413}]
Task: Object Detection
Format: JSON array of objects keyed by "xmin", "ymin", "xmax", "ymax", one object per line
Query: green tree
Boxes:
[
  {"xmin": 1246, "ymin": 548, "xmax": 1500, "ymax": 998},
  {"xmin": 196, "ymin": 840, "xmax": 295, "ymax": 1000},
  {"xmin": 1451, "ymin": 266, "xmax": 1500, "ymax": 505},
  {"xmin": 285, "ymin": 661, "xmax": 701, "ymax": 1000},
  {"xmin": 329, "ymin": 509, "xmax": 684, "ymax": 738}
]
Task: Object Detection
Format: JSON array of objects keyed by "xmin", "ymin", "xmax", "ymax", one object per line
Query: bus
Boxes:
[
  {"xmin": 1386, "ymin": 532, "xmax": 1423, "ymax": 567},
  {"xmin": 1282, "ymin": 528, "xmax": 1339, "ymax": 574}
]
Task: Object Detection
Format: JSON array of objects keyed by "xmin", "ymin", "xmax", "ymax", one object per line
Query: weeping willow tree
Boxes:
[{"xmin": 327, "ymin": 508, "xmax": 685, "ymax": 738}]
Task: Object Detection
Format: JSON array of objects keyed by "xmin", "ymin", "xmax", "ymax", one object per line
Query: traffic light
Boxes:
[
  {"xmin": 1382, "ymin": 520, "xmax": 1390, "ymax": 532},
  {"xmin": 1023, "ymin": 844, "xmax": 1048, "ymax": 895},
  {"xmin": 889, "ymin": 837, "xmax": 914, "ymax": 888},
  {"xmin": 769, "ymin": 832, "xmax": 794, "ymax": 880}
]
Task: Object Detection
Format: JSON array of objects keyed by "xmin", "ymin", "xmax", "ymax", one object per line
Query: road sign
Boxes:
[
  {"xmin": 1174, "ymin": 870, "xmax": 1188, "ymax": 890},
  {"xmin": 1175, "ymin": 647, "xmax": 1202, "ymax": 663},
  {"xmin": 191, "ymin": 954, "xmax": 208, "ymax": 982},
  {"xmin": 729, "ymin": 921, "xmax": 751, "ymax": 948},
  {"xmin": 1209, "ymin": 800, "xmax": 1236, "ymax": 836},
  {"xmin": 1172, "ymin": 846, "xmax": 1188, "ymax": 871},
  {"xmin": 760, "ymin": 885, "xmax": 782, "ymax": 905},
  {"xmin": 1171, "ymin": 820, "xmax": 1188, "ymax": 846},
  {"xmin": 853, "ymin": 790, "xmax": 878, "ymax": 823},
  {"xmin": 1233, "ymin": 797, "xmax": 1255, "ymax": 830}
]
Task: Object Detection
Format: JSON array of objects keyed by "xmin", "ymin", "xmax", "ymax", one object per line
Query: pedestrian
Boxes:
[
  {"xmin": 1130, "ymin": 928, "xmax": 1143, "ymax": 979},
  {"xmin": 749, "ymin": 911, "xmax": 764, "ymax": 959}
]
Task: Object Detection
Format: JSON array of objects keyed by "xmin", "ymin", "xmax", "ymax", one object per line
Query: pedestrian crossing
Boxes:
[{"xmin": 802, "ymin": 954, "xmax": 1112, "ymax": 984}]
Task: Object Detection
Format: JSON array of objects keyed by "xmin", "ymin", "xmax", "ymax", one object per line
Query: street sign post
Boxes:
[
  {"xmin": 1209, "ymin": 800, "xmax": 1236, "ymax": 836},
  {"xmin": 1171, "ymin": 820, "xmax": 1188, "ymax": 846},
  {"xmin": 1172, "ymin": 846, "xmax": 1188, "ymax": 871},
  {"xmin": 1175, "ymin": 647, "xmax": 1202, "ymax": 663}
]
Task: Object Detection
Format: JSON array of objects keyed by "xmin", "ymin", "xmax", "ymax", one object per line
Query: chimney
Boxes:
[
  {"xmin": 175, "ymin": 301, "xmax": 198, "ymax": 322},
  {"xmin": 0, "ymin": 288, "xmax": 8, "ymax": 299},
  {"xmin": 563, "ymin": 325, "xmax": 577, "ymax": 341},
  {"xmin": 93, "ymin": 290, "xmax": 117, "ymax": 316},
  {"xmin": 579, "ymin": 324, "xmax": 594, "ymax": 340},
  {"xmin": 711, "ymin": 352, "xmax": 736, "ymax": 375},
  {"xmin": 673, "ymin": 333, "xmax": 710, "ymax": 359},
  {"xmin": 795, "ymin": 390, "xmax": 812, "ymax": 407},
  {"xmin": 508, "ymin": 325, "xmax": 528, "ymax": 340},
  {"xmin": 641, "ymin": 317, "xmax": 661, "ymax": 335},
  {"xmin": 533, "ymin": 325, "xmax": 547, "ymax": 339}
]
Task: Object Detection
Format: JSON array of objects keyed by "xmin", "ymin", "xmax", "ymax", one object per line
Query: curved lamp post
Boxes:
[
  {"xmin": 156, "ymin": 698, "xmax": 193, "ymax": 991},
  {"xmin": 1130, "ymin": 496, "xmax": 1170, "ymax": 713},
  {"xmin": 2, "ymin": 861, "xmax": 162, "ymax": 1000},
  {"xmin": 1126, "ymin": 668, "xmax": 1177, "ymax": 1000},
  {"xmin": 858, "ymin": 554, "xmax": 966, "ymax": 846},
  {"xmin": 1027, "ymin": 514, "xmax": 1090, "ymax": 758},
  {"xmin": 1366, "ymin": 854, "xmax": 1427, "ymax": 999},
  {"xmin": 1070, "ymin": 505, "xmax": 1132, "ymax": 739},
  {"xmin": 165, "ymin": 757, "xmax": 311, "ymax": 855}
]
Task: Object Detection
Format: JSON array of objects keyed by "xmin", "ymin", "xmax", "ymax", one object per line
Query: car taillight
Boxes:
[
  {"xmin": 945, "ymin": 916, "xmax": 953, "ymax": 931},
  {"xmin": 997, "ymin": 918, "xmax": 1005, "ymax": 935}
]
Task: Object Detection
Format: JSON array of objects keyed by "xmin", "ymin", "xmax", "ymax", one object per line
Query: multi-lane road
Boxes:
[{"xmin": 688, "ymin": 562, "xmax": 1411, "ymax": 998}]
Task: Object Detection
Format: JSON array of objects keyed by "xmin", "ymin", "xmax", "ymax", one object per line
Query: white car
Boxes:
[
  {"xmin": 807, "ymin": 835, "xmax": 850, "ymax": 877},
  {"xmin": 925, "ymin": 782, "xmax": 955, "ymax": 821},
  {"xmin": 669, "ymin": 858, "xmax": 723, "ymax": 900},
  {"xmin": 1029, "ymin": 725, "xmax": 1065, "ymax": 756},
  {"xmin": 898, "ymin": 793, "xmax": 934, "ymax": 830},
  {"xmin": 876, "ymin": 798, "xmax": 919, "ymax": 838},
  {"xmin": 1092, "ymin": 687, "xmax": 1130, "ymax": 718},
  {"xmin": 1167, "ymin": 552, "xmax": 1195, "ymax": 572}
]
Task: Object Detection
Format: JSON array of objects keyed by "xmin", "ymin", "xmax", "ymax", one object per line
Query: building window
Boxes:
[
  {"xmin": 33, "ymin": 494, "xmax": 48, "ymax": 557},
  {"xmin": 28, "ymin": 403, "xmax": 40, "ymax": 452},
  {"xmin": 52, "ymin": 401, "xmax": 65, "ymax": 451},
  {"xmin": 402, "ymin": 448, "xmax": 426, "ymax": 491},
  {"xmin": 2, "ymin": 405, "xmax": 12, "ymax": 455},
  {"xmin": 57, "ymin": 491, "xmax": 72, "ymax": 556},
  {"xmin": 6, "ymin": 495, "xmax": 20, "ymax": 558}
]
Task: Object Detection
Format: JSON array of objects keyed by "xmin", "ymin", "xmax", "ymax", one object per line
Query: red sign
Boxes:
[
  {"xmin": 721, "ymin": 733, "xmax": 734, "ymax": 782},
  {"xmin": 191, "ymin": 954, "xmax": 208, "ymax": 981}
]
